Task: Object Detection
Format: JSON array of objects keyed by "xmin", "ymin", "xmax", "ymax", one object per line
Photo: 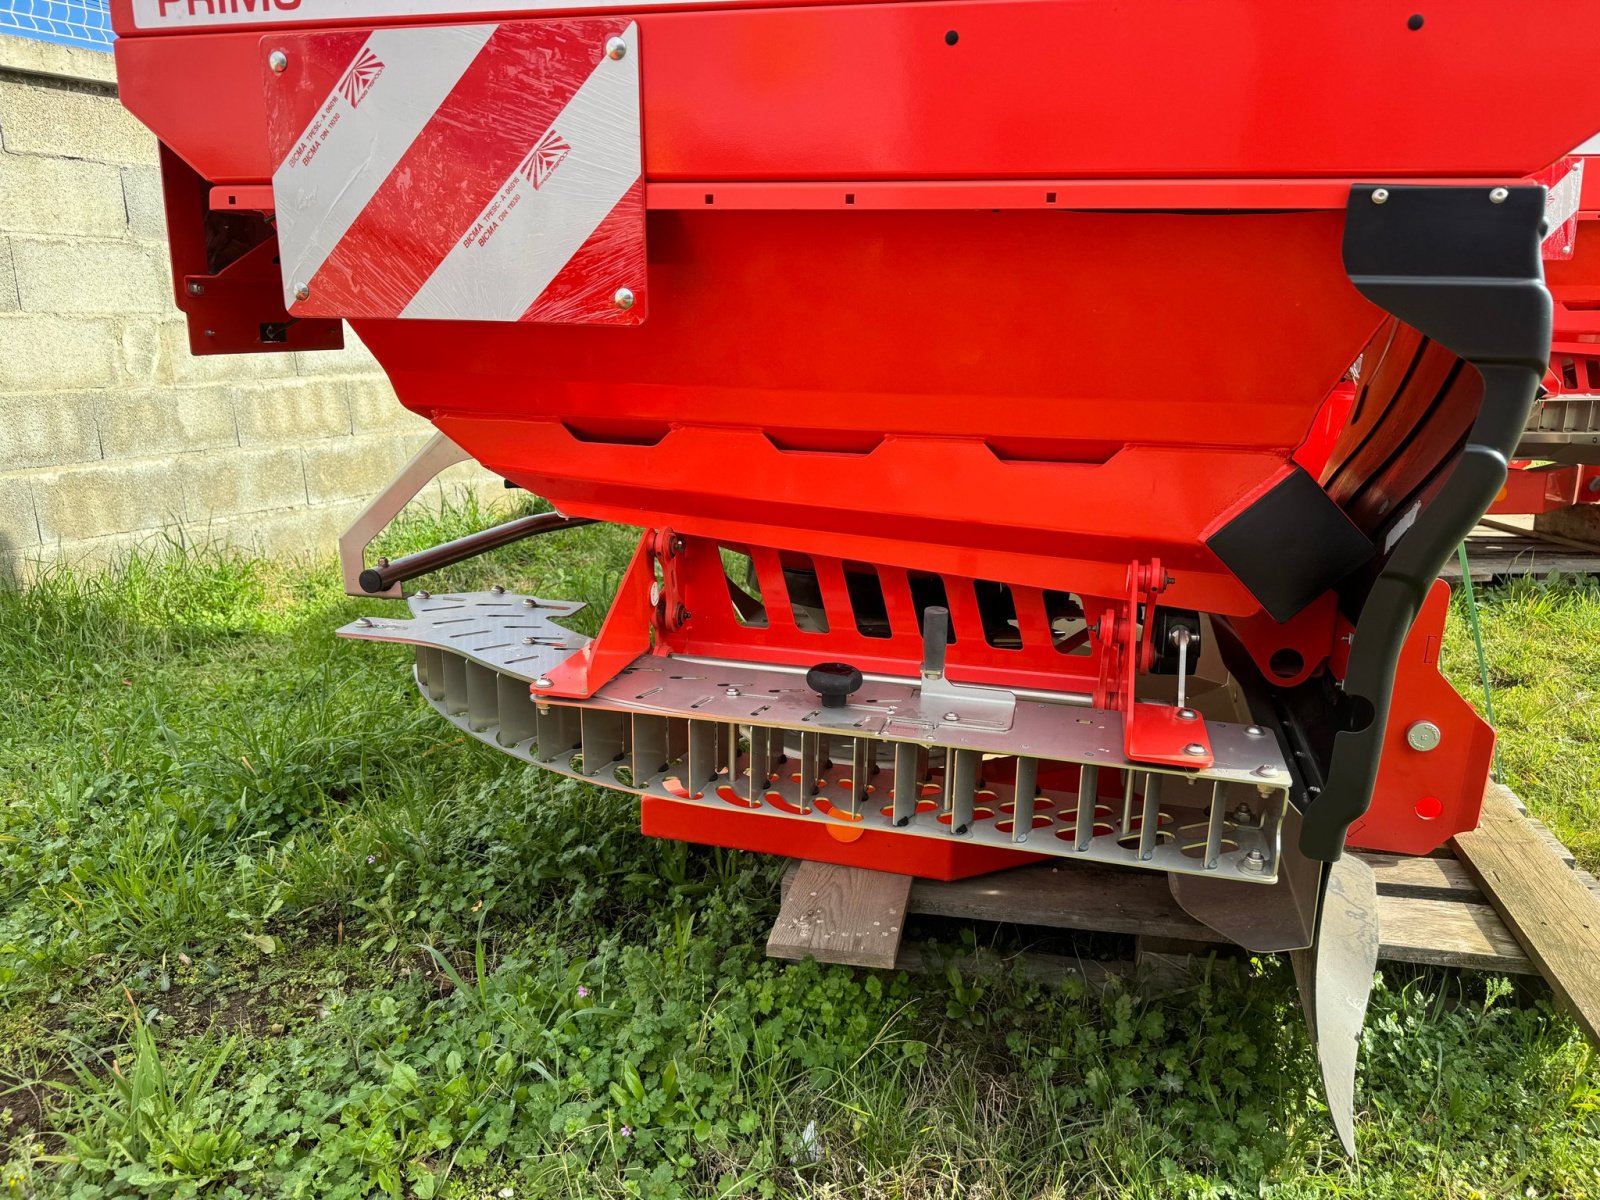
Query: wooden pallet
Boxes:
[
  {"xmin": 1440, "ymin": 519, "xmax": 1600, "ymax": 582},
  {"xmin": 767, "ymin": 784, "xmax": 1600, "ymax": 1044}
]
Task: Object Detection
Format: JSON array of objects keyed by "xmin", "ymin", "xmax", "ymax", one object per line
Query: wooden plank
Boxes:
[
  {"xmin": 906, "ymin": 861, "xmax": 1225, "ymax": 943},
  {"xmin": 1453, "ymin": 784, "xmax": 1600, "ymax": 1042},
  {"xmin": 1376, "ymin": 894, "xmax": 1533, "ymax": 973},
  {"xmin": 894, "ymin": 943, "xmax": 1126, "ymax": 989},
  {"xmin": 766, "ymin": 860, "xmax": 912, "ymax": 969},
  {"xmin": 1359, "ymin": 852, "xmax": 1482, "ymax": 900}
]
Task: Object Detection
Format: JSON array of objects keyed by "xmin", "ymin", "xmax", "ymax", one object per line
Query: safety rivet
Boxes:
[
  {"xmin": 1371, "ymin": 187, "xmax": 1389, "ymax": 204},
  {"xmin": 268, "ymin": 49, "xmax": 288, "ymax": 74},
  {"xmin": 1489, "ymin": 187, "xmax": 1509, "ymax": 204},
  {"xmin": 613, "ymin": 287, "xmax": 636, "ymax": 311},
  {"xmin": 606, "ymin": 36, "xmax": 628, "ymax": 60}
]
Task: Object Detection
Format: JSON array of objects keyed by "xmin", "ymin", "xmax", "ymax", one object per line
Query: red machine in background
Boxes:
[
  {"xmin": 1493, "ymin": 150, "xmax": 1600, "ymax": 518},
  {"xmin": 111, "ymin": 0, "xmax": 1600, "ymax": 1152}
]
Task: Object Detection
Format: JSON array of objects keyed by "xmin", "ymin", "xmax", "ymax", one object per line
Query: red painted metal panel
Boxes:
[{"xmin": 116, "ymin": 2, "xmax": 1600, "ymax": 187}]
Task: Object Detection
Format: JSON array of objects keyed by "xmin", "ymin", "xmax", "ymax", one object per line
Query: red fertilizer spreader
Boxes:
[{"xmin": 112, "ymin": 0, "xmax": 1600, "ymax": 1150}]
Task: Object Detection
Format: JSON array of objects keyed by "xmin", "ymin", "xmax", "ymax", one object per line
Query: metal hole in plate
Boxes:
[
  {"xmin": 1179, "ymin": 838, "xmax": 1239, "ymax": 860},
  {"xmin": 1056, "ymin": 823, "xmax": 1115, "ymax": 841},
  {"xmin": 880, "ymin": 799, "xmax": 941, "ymax": 818},
  {"xmin": 997, "ymin": 815, "xmax": 1053, "ymax": 833},
  {"xmin": 715, "ymin": 784, "xmax": 761, "ymax": 810},
  {"xmin": 813, "ymin": 798, "xmax": 864, "ymax": 823},
  {"xmin": 662, "ymin": 776, "xmax": 703, "ymax": 801},
  {"xmin": 937, "ymin": 808, "xmax": 994, "ymax": 825},
  {"xmin": 1118, "ymin": 829, "xmax": 1173, "ymax": 850},
  {"xmin": 833, "ymin": 778, "xmax": 877, "ymax": 794},
  {"xmin": 999, "ymin": 797, "xmax": 1055, "ymax": 813}
]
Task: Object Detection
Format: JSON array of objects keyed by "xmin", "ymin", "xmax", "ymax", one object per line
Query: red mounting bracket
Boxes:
[{"xmin": 1093, "ymin": 559, "xmax": 1214, "ymax": 769}]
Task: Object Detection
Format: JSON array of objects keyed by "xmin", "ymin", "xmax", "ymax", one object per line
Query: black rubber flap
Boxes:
[{"xmin": 1206, "ymin": 466, "xmax": 1374, "ymax": 623}]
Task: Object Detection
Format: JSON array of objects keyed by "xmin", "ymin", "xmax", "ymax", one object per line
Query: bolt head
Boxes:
[
  {"xmin": 1245, "ymin": 725, "xmax": 1266, "ymax": 738},
  {"xmin": 1406, "ymin": 720, "xmax": 1443, "ymax": 752},
  {"xmin": 726, "ymin": 687, "xmax": 741, "ymax": 698},
  {"xmin": 943, "ymin": 712, "xmax": 960, "ymax": 723},
  {"xmin": 1371, "ymin": 187, "xmax": 1390, "ymax": 204},
  {"xmin": 1183, "ymin": 742, "xmax": 1206, "ymax": 757},
  {"xmin": 613, "ymin": 287, "xmax": 636, "ymax": 311},
  {"xmin": 491, "ymin": 584, "xmax": 506, "ymax": 595},
  {"xmin": 293, "ymin": 282, "xmax": 310, "ymax": 302},
  {"xmin": 356, "ymin": 617, "xmax": 373, "ymax": 628},
  {"xmin": 268, "ymin": 49, "xmax": 288, "ymax": 74},
  {"xmin": 534, "ymin": 677, "xmax": 554, "ymax": 690},
  {"xmin": 1252, "ymin": 763, "xmax": 1280, "ymax": 779},
  {"xmin": 416, "ymin": 590, "xmax": 431, "ymax": 600},
  {"xmin": 1490, "ymin": 186, "xmax": 1509, "ymax": 204},
  {"xmin": 522, "ymin": 636, "xmax": 537, "ymax": 645},
  {"xmin": 1177, "ymin": 708, "xmax": 1197, "ymax": 721},
  {"xmin": 605, "ymin": 36, "xmax": 628, "ymax": 60},
  {"xmin": 186, "ymin": 280, "xmax": 205, "ymax": 296},
  {"xmin": 522, "ymin": 597, "xmax": 538, "ymax": 608}
]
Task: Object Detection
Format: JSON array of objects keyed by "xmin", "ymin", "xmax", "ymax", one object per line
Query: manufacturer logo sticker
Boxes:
[
  {"xmin": 337, "ymin": 48, "xmax": 386, "ymax": 108},
  {"xmin": 520, "ymin": 128, "xmax": 572, "ymax": 190}
]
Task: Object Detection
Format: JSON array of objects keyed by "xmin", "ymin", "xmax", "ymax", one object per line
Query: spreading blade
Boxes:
[{"xmin": 1291, "ymin": 854, "xmax": 1379, "ymax": 1157}]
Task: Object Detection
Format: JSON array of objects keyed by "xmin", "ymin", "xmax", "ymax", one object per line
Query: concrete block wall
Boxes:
[{"xmin": 0, "ymin": 35, "xmax": 503, "ymax": 580}]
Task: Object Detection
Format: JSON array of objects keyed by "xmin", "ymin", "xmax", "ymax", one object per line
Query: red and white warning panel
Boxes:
[{"xmin": 263, "ymin": 19, "xmax": 644, "ymax": 324}]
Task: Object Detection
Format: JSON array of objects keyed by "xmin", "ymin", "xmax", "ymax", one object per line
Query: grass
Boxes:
[{"xmin": 0, "ymin": 505, "xmax": 1595, "ymax": 1198}]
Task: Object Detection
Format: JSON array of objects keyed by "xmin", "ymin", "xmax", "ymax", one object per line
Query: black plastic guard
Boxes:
[{"xmin": 1299, "ymin": 184, "xmax": 1551, "ymax": 862}]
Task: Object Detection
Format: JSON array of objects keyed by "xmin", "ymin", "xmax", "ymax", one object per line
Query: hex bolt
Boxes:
[
  {"xmin": 1406, "ymin": 720, "xmax": 1443, "ymax": 752},
  {"xmin": 534, "ymin": 677, "xmax": 554, "ymax": 690},
  {"xmin": 1371, "ymin": 187, "xmax": 1390, "ymax": 204},
  {"xmin": 1183, "ymin": 742, "xmax": 1206, "ymax": 757},
  {"xmin": 613, "ymin": 287, "xmax": 636, "ymax": 310},
  {"xmin": 1232, "ymin": 803, "xmax": 1255, "ymax": 825},
  {"xmin": 606, "ymin": 36, "xmax": 628, "ymax": 60},
  {"xmin": 1490, "ymin": 186, "xmax": 1509, "ymax": 204},
  {"xmin": 1242, "ymin": 849, "xmax": 1267, "ymax": 873},
  {"xmin": 268, "ymin": 49, "xmax": 288, "ymax": 74}
]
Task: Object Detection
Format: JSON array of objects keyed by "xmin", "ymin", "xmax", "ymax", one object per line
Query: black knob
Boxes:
[{"xmin": 806, "ymin": 662, "xmax": 863, "ymax": 709}]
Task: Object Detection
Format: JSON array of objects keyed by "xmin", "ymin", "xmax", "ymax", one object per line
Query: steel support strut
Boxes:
[{"xmin": 1302, "ymin": 184, "xmax": 1552, "ymax": 861}]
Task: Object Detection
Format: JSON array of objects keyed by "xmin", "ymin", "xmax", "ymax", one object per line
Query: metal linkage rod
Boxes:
[{"xmin": 358, "ymin": 512, "xmax": 595, "ymax": 593}]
